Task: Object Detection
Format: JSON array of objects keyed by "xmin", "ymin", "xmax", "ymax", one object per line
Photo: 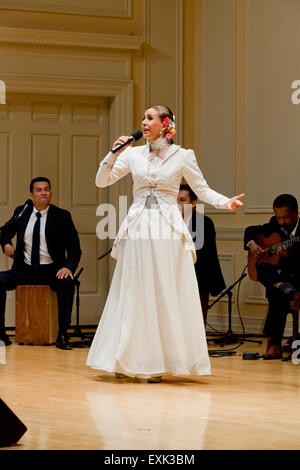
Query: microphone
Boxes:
[
  {"xmin": 111, "ymin": 130, "xmax": 143, "ymax": 154},
  {"xmin": 0, "ymin": 199, "xmax": 33, "ymax": 232},
  {"xmin": 16, "ymin": 199, "xmax": 33, "ymax": 219}
]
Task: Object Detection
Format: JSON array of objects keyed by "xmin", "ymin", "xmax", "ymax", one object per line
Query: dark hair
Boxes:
[
  {"xmin": 30, "ymin": 177, "xmax": 51, "ymax": 193},
  {"xmin": 273, "ymin": 194, "xmax": 298, "ymax": 213},
  {"xmin": 148, "ymin": 105, "xmax": 175, "ymax": 144},
  {"xmin": 179, "ymin": 184, "xmax": 197, "ymax": 202}
]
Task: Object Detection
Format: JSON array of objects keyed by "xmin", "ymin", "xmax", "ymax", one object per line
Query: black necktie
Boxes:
[{"xmin": 31, "ymin": 211, "xmax": 41, "ymax": 268}]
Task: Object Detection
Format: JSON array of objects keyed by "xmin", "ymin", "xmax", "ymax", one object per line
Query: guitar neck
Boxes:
[{"xmin": 268, "ymin": 235, "xmax": 300, "ymax": 255}]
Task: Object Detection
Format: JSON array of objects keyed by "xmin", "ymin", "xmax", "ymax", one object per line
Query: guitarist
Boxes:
[{"xmin": 244, "ymin": 194, "xmax": 300, "ymax": 359}]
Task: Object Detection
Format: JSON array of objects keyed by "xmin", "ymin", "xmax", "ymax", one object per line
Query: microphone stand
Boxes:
[
  {"xmin": 208, "ymin": 273, "xmax": 262, "ymax": 346},
  {"xmin": 0, "ymin": 202, "xmax": 34, "ymax": 234},
  {"xmin": 98, "ymin": 248, "xmax": 112, "ymax": 260},
  {"xmin": 0, "ymin": 214, "xmax": 23, "ymax": 231},
  {"xmin": 68, "ymin": 267, "xmax": 93, "ymax": 348}
]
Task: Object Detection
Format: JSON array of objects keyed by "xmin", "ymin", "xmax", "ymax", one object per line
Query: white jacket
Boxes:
[{"xmin": 96, "ymin": 143, "xmax": 230, "ymax": 262}]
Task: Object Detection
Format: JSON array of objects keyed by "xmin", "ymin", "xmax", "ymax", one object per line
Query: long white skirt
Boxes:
[{"xmin": 86, "ymin": 207, "xmax": 211, "ymax": 378}]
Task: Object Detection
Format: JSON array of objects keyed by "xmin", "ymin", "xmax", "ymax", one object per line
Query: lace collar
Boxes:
[{"xmin": 148, "ymin": 137, "xmax": 170, "ymax": 151}]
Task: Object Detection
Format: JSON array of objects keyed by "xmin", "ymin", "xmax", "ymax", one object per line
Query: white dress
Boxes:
[{"xmin": 86, "ymin": 142, "xmax": 231, "ymax": 378}]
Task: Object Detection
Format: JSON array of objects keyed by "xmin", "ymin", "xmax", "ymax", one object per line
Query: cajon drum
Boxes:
[{"xmin": 15, "ymin": 285, "xmax": 58, "ymax": 345}]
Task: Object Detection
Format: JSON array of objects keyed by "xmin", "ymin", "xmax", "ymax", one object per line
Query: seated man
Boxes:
[
  {"xmin": 244, "ymin": 194, "xmax": 300, "ymax": 359},
  {"xmin": 0, "ymin": 177, "xmax": 82, "ymax": 350},
  {"xmin": 177, "ymin": 184, "xmax": 226, "ymax": 326}
]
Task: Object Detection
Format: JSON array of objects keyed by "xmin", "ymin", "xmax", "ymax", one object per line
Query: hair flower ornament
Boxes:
[{"xmin": 163, "ymin": 116, "xmax": 176, "ymax": 141}]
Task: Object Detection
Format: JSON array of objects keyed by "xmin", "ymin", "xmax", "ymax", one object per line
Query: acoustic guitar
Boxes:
[{"xmin": 247, "ymin": 232, "xmax": 300, "ymax": 281}]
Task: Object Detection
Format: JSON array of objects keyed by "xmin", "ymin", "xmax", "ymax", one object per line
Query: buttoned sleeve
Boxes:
[
  {"xmin": 95, "ymin": 148, "xmax": 131, "ymax": 188},
  {"xmin": 182, "ymin": 149, "xmax": 230, "ymax": 209}
]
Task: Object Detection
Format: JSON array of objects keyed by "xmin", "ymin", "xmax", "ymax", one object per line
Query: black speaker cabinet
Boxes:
[{"xmin": 0, "ymin": 399, "xmax": 27, "ymax": 447}]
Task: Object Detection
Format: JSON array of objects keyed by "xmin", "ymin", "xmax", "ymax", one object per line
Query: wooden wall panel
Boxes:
[
  {"xmin": 1, "ymin": 50, "xmax": 131, "ymax": 82},
  {"xmin": 32, "ymin": 101, "xmax": 61, "ymax": 122},
  {"xmin": 245, "ymin": 0, "xmax": 300, "ymax": 212},
  {"xmin": 200, "ymin": 0, "xmax": 236, "ymax": 212},
  {"xmin": 0, "ymin": 101, "xmax": 11, "ymax": 121},
  {"xmin": 0, "ymin": 133, "xmax": 9, "ymax": 205},
  {"xmin": 146, "ymin": 0, "xmax": 182, "ymax": 142},
  {"xmin": 0, "ymin": 0, "xmax": 132, "ymax": 17},
  {"xmin": 72, "ymin": 136, "xmax": 98, "ymax": 207},
  {"xmin": 31, "ymin": 134, "xmax": 60, "ymax": 200},
  {"xmin": 72, "ymin": 104, "xmax": 99, "ymax": 123}
]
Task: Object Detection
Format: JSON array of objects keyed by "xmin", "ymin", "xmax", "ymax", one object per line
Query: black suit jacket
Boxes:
[
  {"xmin": 244, "ymin": 216, "xmax": 300, "ymax": 276},
  {"xmin": 189, "ymin": 210, "xmax": 226, "ymax": 296},
  {"xmin": 0, "ymin": 203, "xmax": 81, "ymax": 274}
]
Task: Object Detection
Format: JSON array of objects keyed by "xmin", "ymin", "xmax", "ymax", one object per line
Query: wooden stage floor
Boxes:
[{"xmin": 1, "ymin": 335, "xmax": 300, "ymax": 451}]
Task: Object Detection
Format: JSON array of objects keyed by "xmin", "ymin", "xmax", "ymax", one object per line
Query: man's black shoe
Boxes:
[{"xmin": 55, "ymin": 335, "xmax": 73, "ymax": 350}]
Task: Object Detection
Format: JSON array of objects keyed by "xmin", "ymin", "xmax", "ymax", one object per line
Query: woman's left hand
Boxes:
[{"xmin": 226, "ymin": 193, "xmax": 245, "ymax": 211}]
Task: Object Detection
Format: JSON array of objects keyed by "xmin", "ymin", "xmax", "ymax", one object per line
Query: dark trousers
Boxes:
[
  {"xmin": 257, "ymin": 262, "xmax": 300, "ymax": 345},
  {"xmin": 199, "ymin": 291, "xmax": 209, "ymax": 327},
  {"xmin": 0, "ymin": 263, "xmax": 75, "ymax": 337}
]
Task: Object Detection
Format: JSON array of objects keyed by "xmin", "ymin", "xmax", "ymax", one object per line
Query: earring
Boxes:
[{"xmin": 160, "ymin": 129, "xmax": 163, "ymax": 137}]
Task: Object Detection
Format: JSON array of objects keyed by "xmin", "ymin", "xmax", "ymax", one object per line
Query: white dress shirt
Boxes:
[
  {"xmin": 23, "ymin": 206, "xmax": 53, "ymax": 265},
  {"xmin": 281, "ymin": 217, "xmax": 299, "ymax": 238}
]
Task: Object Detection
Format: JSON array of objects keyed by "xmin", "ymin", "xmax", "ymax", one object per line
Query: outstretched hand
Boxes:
[{"xmin": 226, "ymin": 193, "xmax": 245, "ymax": 211}]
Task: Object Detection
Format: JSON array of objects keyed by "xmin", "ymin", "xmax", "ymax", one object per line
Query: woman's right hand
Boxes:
[{"xmin": 112, "ymin": 136, "xmax": 132, "ymax": 157}]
